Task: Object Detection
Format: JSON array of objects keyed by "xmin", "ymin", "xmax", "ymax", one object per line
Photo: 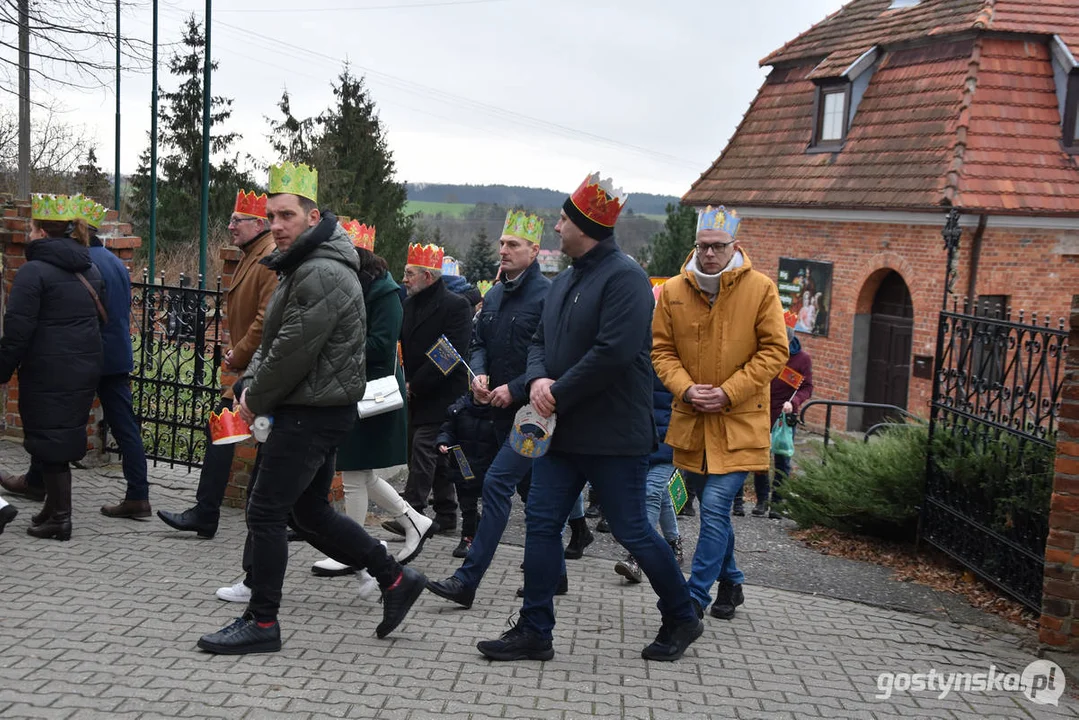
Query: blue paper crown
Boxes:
[
  {"xmin": 696, "ymin": 205, "xmax": 740, "ymax": 237},
  {"xmin": 509, "ymin": 406, "xmax": 556, "ymax": 458}
]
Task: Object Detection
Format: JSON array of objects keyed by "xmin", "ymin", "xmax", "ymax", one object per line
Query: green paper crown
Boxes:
[
  {"xmin": 501, "ymin": 210, "xmax": 544, "ymax": 245},
  {"xmin": 72, "ymin": 194, "xmax": 108, "ymax": 228},
  {"xmin": 268, "ymin": 161, "xmax": 318, "ymax": 203},
  {"xmin": 31, "ymin": 194, "xmax": 78, "ymax": 222}
]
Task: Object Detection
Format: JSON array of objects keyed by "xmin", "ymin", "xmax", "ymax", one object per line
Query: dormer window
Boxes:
[{"xmin": 811, "ymin": 81, "xmax": 851, "ymax": 151}]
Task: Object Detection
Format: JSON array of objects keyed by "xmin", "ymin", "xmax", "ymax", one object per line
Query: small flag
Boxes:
[
  {"xmin": 427, "ymin": 335, "xmax": 462, "ymax": 375},
  {"xmin": 668, "ymin": 469, "xmax": 688, "ymax": 514},
  {"xmin": 451, "ymin": 445, "xmax": 475, "ymax": 480},
  {"xmin": 778, "ymin": 365, "xmax": 804, "ymax": 390}
]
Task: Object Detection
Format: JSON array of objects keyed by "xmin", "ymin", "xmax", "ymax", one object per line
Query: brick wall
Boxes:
[
  {"xmin": 738, "ymin": 216, "xmax": 1079, "ymax": 432},
  {"xmin": 1040, "ymin": 295, "xmax": 1079, "ymax": 650}
]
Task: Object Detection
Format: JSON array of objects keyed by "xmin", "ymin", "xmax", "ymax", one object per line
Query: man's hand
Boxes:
[
  {"xmin": 222, "ymin": 350, "xmax": 234, "ymax": 371},
  {"xmin": 686, "ymin": 384, "xmax": 730, "ymax": 413},
  {"xmin": 530, "ymin": 378, "xmax": 556, "ymax": 418},
  {"xmin": 472, "ymin": 374, "xmax": 491, "ymax": 403},
  {"xmin": 235, "ymin": 388, "xmax": 255, "ymax": 425},
  {"xmin": 489, "ymin": 384, "xmax": 513, "ymax": 408},
  {"xmin": 782, "ymin": 401, "xmax": 794, "ymax": 415},
  {"xmin": 438, "ymin": 445, "xmax": 450, "ymax": 454}
]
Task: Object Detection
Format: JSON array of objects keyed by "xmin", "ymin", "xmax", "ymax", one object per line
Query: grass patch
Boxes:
[{"xmin": 405, "ymin": 201, "xmax": 475, "ymax": 217}]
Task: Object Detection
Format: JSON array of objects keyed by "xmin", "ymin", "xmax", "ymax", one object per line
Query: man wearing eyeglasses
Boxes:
[
  {"xmin": 157, "ymin": 190, "xmax": 279, "ymax": 564},
  {"xmin": 651, "ymin": 205, "xmax": 787, "ymax": 622}
]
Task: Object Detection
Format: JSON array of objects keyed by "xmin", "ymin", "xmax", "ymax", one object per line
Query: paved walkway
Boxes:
[{"xmin": 2, "ymin": 440, "xmax": 1078, "ymax": 719}]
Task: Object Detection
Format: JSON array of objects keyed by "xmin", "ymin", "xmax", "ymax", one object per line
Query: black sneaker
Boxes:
[
  {"xmin": 678, "ymin": 498, "xmax": 695, "ymax": 517},
  {"xmin": 595, "ymin": 517, "xmax": 610, "ymax": 533},
  {"xmin": 751, "ymin": 502, "xmax": 767, "ymax": 517},
  {"xmin": 710, "ymin": 581, "xmax": 745, "ymax": 620},
  {"xmin": 641, "ymin": 617, "xmax": 704, "ymax": 661},
  {"xmin": 452, "ymin": 536, "xmax": 472, "ymax": 558},
  {"xmin": 768, "ymin": 509, "xmax": 785, "ymax": 520},
  {"xmin": 516, "ymin": 573, "xmax": 568, "ymax": 598},
  {"xmin": 197, "ymin": 612, "xmax": 281, "ymax": 655},
  {"xmin": 731, "ymin": 504, "xmax": 745, "ymax": 517},
  {"xmin": 426, "ymin": 575, "xmax": 476, "ymax": 609},
  {"xmin": 584, "ymin": 503, "xmax": 601, "ymax": 519},
  {"xmin": 376, "ymin": 566, "xmax": 426, "ymax": 638},
  {"xmin": 477, "ymin": 622, "xmax": 554, "ymax": 661}
]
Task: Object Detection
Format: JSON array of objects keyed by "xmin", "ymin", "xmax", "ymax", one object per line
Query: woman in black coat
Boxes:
[{"xmin": 0, "ymin": 196, "xmax": 105, "ymax": 540}]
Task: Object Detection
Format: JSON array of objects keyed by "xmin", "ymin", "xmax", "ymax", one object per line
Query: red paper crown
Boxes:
[
  {"xmin": 234, "ymin": 190, "xmax": 267, "ymax": 219},
  {"xmin": 209, "ymin": 408, "xmax": 252, "ymax": 445},
  {"xmin": 342, "ymin": 220, "xmax": 376, "ymax": 251},
  {"xmin": 784, "ymin": 310, "xmax": 799, "ymax": 328},
  {"xmin": 569, "ymin": 173, "xmax": 626, "ymax": 229},
  {"xmin": 407, "ymin": 243, "xmax": 444, "ymax": 270}
]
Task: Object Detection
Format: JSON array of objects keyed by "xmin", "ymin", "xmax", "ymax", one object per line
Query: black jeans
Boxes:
[
  {"xmin": 194, "ymin": 397, "xmax": 240, "ymax": 523},
  {"xmin": 403, "ymin": 422, "xmax": 457, "ymax": 521},
  {"xmin": 245, "ymin": 404, "xmax": 401, "ymax": 622}
]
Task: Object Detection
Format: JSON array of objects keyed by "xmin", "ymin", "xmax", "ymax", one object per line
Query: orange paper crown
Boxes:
[
  {"xmin": 234, "ymin": 190, "xmax": 268, "ymax": 219},
  {"xmin": 569, "ymin": 172, "xmax": 627, "ymax": 229},
  {"xmin": 342, "ymin": 220, "xmax": 376, "ymax": 251},
  {"xmin": 208, "ymin": 408, "xmax": 252, "ymax": 445},
  {"xmin": 407, "ymin": 243, "xmax": 444, "ymax": 270}
]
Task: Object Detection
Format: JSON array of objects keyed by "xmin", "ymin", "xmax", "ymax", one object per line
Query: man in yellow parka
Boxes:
[{"xmin": 651, "ymin": 205, "xmax": 787, "ymax": 621}]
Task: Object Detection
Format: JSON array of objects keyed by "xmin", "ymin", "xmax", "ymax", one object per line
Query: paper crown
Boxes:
[
  {"xmin": 341, "ymin": 219, "xmax": 375, "ymax": 250},
  {"xmin": 208, "ymin": 408, "xmax": 252, "ymax": 445},
  {"xmin": 784, "ymin": 310, "xmax": 799, "ymax": 329},
  {"xmin": 568, "ymin": 172, "xmax": 627, "ymax": 229},
  {"xmin": 234, "ymin": 189, "xmax": 268, "ymax": 218},
  {"xmin": 501, "ymin": 210, "xmax": 544, "ymax": 245},
  {"xmin": 696, "ymin": 205, "xmax": 740, "ymax": 237},
  {"xmin": 31, "ymin": 194, "xmax": 78, "ymax": 222},
  {"xmin": 510, "ymin": 405, "xmax": 557, "ymax": 458},
  {"xmin": 268, "ymin": 162, "xmax": 318, "ymax": 203},
  {"xmin": 476, "ymin": 280, "xmax": 493, "ymax": 297},
  {"xmin": 71, "ymin": 194, "xmax": 108, "ymax": 228},
  {"xmin": 407, "ymin": 243, "xmax": 444, "ymax": 270},
  {"xmin": 442, "ymin": 256, "xmax": 460, "ymax": 276}
]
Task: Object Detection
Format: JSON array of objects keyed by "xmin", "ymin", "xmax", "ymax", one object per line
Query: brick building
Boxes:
[{"xmin": 684, "ymin": 0, "xmax": 1079, "ymax": 431}]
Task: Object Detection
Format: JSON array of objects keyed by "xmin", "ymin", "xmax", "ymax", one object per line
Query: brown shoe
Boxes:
[
  {"xmin": 100, "ymin": 499, "xmax": 152, "ymax": 519},
  {"xmin": 0, "ymin": 471, "xmax": 45, "ymax": 501}
]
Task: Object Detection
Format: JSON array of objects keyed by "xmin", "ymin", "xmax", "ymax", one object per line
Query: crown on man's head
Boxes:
[
  {"xmin": 208, "ymin": 408, "xmax": 251, "ymax": 445},
  {"xmin": 234, "ymin": 189, "xmax": 268, "ymax": 219},
  {"xmin": 70, "ymin": 194, "xmax": 108, "ymax": 228},
  {"xmin": 342, "ymin": 219, "xmax": 376, "ymax": 251},
  {"xmin": 268, "ymin": 162, "xmax": 318, "ymax": 203},
  {"xmin": 407, "ymin": 243, "xmax": 444, "ymax": 271},
  {"xmin": 501, "ymin": 210, "xmax": 544, "ymax": 245},
  {"xmin": 696, "ymin": 205, "xmax": 740, "ymax": 237},
  {"xmin": 569, "ymin": 172, "xmax": 627, "ymax": 229},
  {"xmin": 31, "ymin": 194, "xmax": 78, "ymax": 222}
]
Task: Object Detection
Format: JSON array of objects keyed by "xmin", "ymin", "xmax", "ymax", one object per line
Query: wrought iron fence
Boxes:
[{"xmin": 104, "ymin": 273, "xmax": 224, "ymax": 469}]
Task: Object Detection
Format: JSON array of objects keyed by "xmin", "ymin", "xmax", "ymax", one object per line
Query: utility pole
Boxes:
[
  {"xmin": 198, "ymin": 0, "xmax": 212, "ymax": 288},
  {"xmin": 114, "ymin": 0, "xmax": 121, "ymax": 212},
  {"xmin": 17, "ymin": 0, "xmax": 30, "ymax": 199},
  {"xmin": 149, "ymin": 0, "xmax": 159, "ymax": 279}
]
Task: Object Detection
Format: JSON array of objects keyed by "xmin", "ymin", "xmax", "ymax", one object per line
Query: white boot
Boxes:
[{"xmin": 395, "ymin": 506, "xmax": 434, "ymax": 565}]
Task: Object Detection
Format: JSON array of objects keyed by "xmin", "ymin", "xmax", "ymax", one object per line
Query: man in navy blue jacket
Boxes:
[{"xmin": 476, "ymin": 174, "xmax": 702, "ymax": 663}]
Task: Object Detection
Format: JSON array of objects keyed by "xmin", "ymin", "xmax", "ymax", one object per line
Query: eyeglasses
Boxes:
[
  {"xmin": 228, "ymin": 216, "xmax": 258, "ymax": 227},
  {"xmin": 695, "ymin": 240, "xmax": 736, "ymax": 255}
]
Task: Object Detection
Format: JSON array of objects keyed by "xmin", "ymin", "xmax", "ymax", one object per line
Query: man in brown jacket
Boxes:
[
  {"xmin": 157, "ymin": 190, "xmax": 278, "ymax": 555},
  {"xmin": 652, "ymin": 205, "xmax": 787, "ymax": 622}
]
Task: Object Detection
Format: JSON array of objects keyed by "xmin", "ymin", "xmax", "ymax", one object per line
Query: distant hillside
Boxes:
[{"xmin": 406, "ymin": 183, "xmax": 680, "ymax": 216}]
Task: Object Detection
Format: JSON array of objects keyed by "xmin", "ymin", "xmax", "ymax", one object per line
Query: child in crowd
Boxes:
[{"xmin": 437, "ymin": 390, "xmax": 500, "ymax": 557}]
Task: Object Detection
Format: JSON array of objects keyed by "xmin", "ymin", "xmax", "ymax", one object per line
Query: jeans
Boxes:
[
  {"xmin": 688, "ymin": 471, "xmax": 747, "ymax": 610},
  {"xmin": 193, "ymin": 397, "xmax": 240, "ymax": 523},
  {"xmin": 98, "ymin": 374, "xmax": 150, "ymax": 501},
  {"xmin": 569, "ymin": 489, "xmax": 585, "ymax": 521},
  {"xmin": 645, "ymin": 464, "xmax": 680, "ymax": 542},
  {"xmin": 520, "ymin": 452, "xmax": 695, "ymax": 639},
  {"xmin": 455, "ymin": 436, "xmax": 544, "ymax": 589},
  {"xmin": 245, "ymin": 405, "xmax": 400, "ymax": 622},
  {"xmin": 404, "ymin": 422, "xmax": 457, "ymax": 520}
]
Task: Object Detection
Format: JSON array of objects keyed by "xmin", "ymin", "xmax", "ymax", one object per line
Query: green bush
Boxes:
[{"xmin": 782, "ymin": 426, "xmax": 927, "ymax": 541}]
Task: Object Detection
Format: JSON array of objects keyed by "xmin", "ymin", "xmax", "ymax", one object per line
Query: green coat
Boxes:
[{"xmin": 337, "ymin": 271, "xmax": 408, "ymax": 471}]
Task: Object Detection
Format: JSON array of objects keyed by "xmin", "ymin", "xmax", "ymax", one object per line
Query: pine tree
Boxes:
[
  {"xmin": 462, "ymin": 228, "xmax": 499, "ymax": 282},
  {"xmin": 645, "ymin": 203, "xmax": 698, "ymax": 277},
  {"xmin": 74, "ymin": 147, "xmax": 113, "ymax": 207}
]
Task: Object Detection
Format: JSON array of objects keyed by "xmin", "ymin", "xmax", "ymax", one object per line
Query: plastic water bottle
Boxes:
[{"xmin": 252, "ymin": 415, "xmax": 273, "ymax": 443}]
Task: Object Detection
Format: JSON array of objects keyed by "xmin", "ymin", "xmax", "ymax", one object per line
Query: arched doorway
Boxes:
[{"xmin": 862, "ymin": 271, "xmax": 913, "ymax": 429}]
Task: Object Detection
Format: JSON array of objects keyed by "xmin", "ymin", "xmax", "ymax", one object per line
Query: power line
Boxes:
[{"xmin": 217, "ymin": 0, "xmax": 517, "ymax": 14}]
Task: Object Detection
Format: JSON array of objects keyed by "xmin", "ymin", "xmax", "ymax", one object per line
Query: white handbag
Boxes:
[{"xmin": 357, "ymin": 374, "xmax": 404, "ymax": 419}]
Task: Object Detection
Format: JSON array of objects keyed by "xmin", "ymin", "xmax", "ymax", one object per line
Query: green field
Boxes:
[{"xmin": 405, "ymin": 201, "xmax": 475, "ymax": 217}]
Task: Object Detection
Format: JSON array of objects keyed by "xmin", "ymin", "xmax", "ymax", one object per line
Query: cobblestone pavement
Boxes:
[{"xmin": 2, "ymin": 441, "xmax": 1078, "ymax": 719}]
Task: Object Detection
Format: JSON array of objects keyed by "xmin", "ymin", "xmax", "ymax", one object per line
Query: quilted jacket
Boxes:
[{"xmin": 242, "ymin": 214, "xmax": 367, "ymax": 414}]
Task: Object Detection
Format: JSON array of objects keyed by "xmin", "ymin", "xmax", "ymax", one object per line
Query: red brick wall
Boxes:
[{"xmin": 737, "ymin": 216, "xmax": 1079, "ymax": 431}]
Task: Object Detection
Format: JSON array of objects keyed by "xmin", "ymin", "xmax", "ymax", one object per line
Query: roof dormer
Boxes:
[
  {"xmin": 808, "ymin": 46, "xmax": 880, "ymax": 153},
  {"xmin": 1050, "ymin": 35, "xmax": 1079, "ymax": 153}
]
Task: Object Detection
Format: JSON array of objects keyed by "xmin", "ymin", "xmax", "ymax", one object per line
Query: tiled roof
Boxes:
[{"xmin": 684, "ymin": 0, "xmax": 1079, "ymax": 215}]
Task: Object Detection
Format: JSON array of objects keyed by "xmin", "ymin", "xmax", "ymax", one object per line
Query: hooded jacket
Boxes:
[{"xmin": 89, "ymin": 235, "xmax": 134, "ymax": 376}]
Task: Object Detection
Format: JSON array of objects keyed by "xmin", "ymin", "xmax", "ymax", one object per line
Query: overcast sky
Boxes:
[{"xmin": 24, "ymin": 0, "xmax": 847, "ymax": 197}]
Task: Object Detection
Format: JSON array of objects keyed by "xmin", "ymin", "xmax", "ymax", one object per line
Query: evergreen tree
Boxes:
[
  {"xmin": 645, "ymin": 203, "xmax": 698, "ymax": 277},
  {"xmin": 267, "ymin": 91, "xmax": 323, "ymax": 167},
  {"xmin": 462, "ymin": 228, "xmax": 499, "ymax": 282},
  {"xmin": 74, "ymin": 147, "xmax": 113, "ymax": 207}
]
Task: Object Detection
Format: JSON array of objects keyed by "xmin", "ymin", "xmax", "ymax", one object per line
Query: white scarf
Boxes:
[{"xmin": 688, "ymin": 250, "xmax": 744, "ymax": 304}]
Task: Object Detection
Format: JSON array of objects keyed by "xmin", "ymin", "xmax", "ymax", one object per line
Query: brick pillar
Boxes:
[
  {"xmin": 0, "ymin": 196, "xmax": 32, "ymax": 438},
  {"xmin": 1040, "ymin": 294, "xmax": 1079, "ymax": 649}
]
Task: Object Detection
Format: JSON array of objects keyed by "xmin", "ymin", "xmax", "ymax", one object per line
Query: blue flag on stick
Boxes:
[{"xmin": 426, "ymin": 334, "xmax": 475, "ymax": 379}]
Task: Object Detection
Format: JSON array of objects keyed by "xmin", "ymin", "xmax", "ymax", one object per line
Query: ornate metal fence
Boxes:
[
  {"xmin": 920, "ymin": 210, "xmax": 1068, "ymax": 611},
  {"xmin": 105, "ymin": 274, "xmax": 224, "ymax": 469}
]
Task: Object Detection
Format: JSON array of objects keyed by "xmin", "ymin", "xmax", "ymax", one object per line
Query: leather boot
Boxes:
[
  {"xmin": 27, "ymin": 469, "xmax": 71, "ymax": 541},
  {"xmin": 564, "ymin": 517, "xmax": 594, "ymax": 559},
  {"xmin": 0, "ymin": 469, "xmax": 45, "ymax": 501}
]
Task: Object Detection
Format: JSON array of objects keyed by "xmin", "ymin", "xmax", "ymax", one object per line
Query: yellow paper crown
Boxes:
[
  {"xmin": 71, "ymin": 194, "xmax": 108, "ymax": 228},
  {"xmin": 31, "ymin": 194, "xmax": 78, "ymax": 222},
  {"xmin": 501, "ymin": 210, "xmax": 544, "ymax": 245},
  {"xmin": 268, "ymin": 162, "xmax": 318, "ymax": 203}
]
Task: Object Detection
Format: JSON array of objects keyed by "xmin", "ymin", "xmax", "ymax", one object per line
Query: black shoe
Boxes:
[
  {"xmin": 426, "ymin": 575, "xmax": 476, "ymax": 609},
  {"xmin": 516, "ymin": 573, "xmax": 568, "ymax": 598},
  {"xmin": 563, "ymin": 518, "xmax": 594, "ymax": 560},
  {"xmin": 595, "ymin": 517, "xmax": 610, "ymax": 533},
  {"xmin": 751, "ymin": 502, "xmax": 767, "ymax": 517},
  {"xmin": 0, "ymin": 504, "xmax": 17, "ymax": 534},
  {"xmin": 584, "ymin": 503, "xmax": 601, "ymax": 519},
  {"xmin": 768, "ymin": 509, "xmax": 784, "ymax": 520},
  {"xmin": 477, "ymin": 623, "xmax": 554, "ymax": 661},
  {"xmin": 435, "ymin": 516, "xmax": 457, "ymax": 536},
  {"xmin": 710, "ymin": 582, "xmax": 745, "ymax": 620},
  {"xmin": 452, "ymin": 536, "xmax": 472, "ymax": 558},
  {"xmin": 731, "ymin": 505, "xmax": 745, "ymax": 517},
  {"xmin": 678, "ymin": 498, "xmax": 696, "ymax": 518},
  {"xmin": 157, "ymin": 508, "xmax": 217, "ymax": 539},
  {"xmin": 376, "ymin": 566, "xmax": 426, "ymax": 639},
  {"xmin": 641, "ymin": 618, "xmax": 704, "ymax": 661},
  {"xmin": 197, "ymin": 612, "xmax": 281, "ymax": 655}
]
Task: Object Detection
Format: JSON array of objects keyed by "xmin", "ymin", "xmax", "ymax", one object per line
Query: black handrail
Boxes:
[{"xmin": 798, "ymin": 399, "xmax": 923, "ymax": 449}]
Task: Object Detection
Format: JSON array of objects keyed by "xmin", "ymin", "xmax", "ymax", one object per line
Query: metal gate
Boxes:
[
  {"xmin": 106, "ymin": 273, "xmax": 224, "ymax": 469},
  {"xmin": 920, "ymin": 210, "xmax": 1068, "ymax": 611}
]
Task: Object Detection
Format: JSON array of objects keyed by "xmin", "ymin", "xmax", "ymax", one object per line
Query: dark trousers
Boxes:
[
  {"xmin": 194, "ymin": 398, "xmax": 240, "ymax": 523},
  {"xmin": 98, "ymin": 373, "xmax": 149, "ymax": 501},
  {"xmin": 244, "ymin": 404, "xmax": 401, "ymax": 622},
  {"xmin": 520, "ymin": 451, "xmax": 696, "ymax": 639},
  {"xmin": 456, "ymin": 480, "xmax": 482, "ymax": 538},
  {"xmin": 403, "ymin": 422, "xmax": 457, "ymax": 521}
]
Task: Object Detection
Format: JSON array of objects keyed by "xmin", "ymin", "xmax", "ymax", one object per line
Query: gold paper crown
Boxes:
[
  {"xmin": 407, "ymin": 243, "xmax": 444, "ymax": 270},
  {"xmin": 268, "ymin": 162, "xmax": 318, "ymax": 203},
  {"xmin": 31, "ymin": 194, "xmax": 78, "ymax": 222},
  {"xmin": 208, "ymin": 408, "xmax": 251, "ymax": 445},
  {"xmin": 501, "ymin": 210, "xmax": 544, "ymax": 245},
  {"xmin": 341, "ymin": 219, "xmax": 376, "ymax": 251}
]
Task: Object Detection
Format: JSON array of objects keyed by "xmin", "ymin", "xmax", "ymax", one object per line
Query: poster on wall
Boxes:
[{"xmin": 777, "ymin": 258, "xmax": 833, "ymax": 337}]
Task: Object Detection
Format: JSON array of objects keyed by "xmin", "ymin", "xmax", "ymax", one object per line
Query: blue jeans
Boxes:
[
  {"xmin": 646, "ymin": 464, "xmax": 679, "ymax": 542},
  {"xmin": 688, "ymin": 471, "xmax": 747, "ymax": 610},
  {"xmin": 520, "ymin": 452, "xmax": 695, "ymax": 639},
  {"xmin": 569, "ymin": 489, "xmax": 585, "ymax": 521},
  {"xmin": 98, "ymin": 374, "xmax": 149, "ymax": 501},
  {"xmin": 455, "ymin": 436, "xmax": 552, "ymax": 589}
]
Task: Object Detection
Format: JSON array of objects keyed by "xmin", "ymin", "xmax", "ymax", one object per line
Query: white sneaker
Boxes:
[
  {"xmin": 355, "ymin": 570, "xmax": 381, "ymax": 602},
  {"xmin": 215, "ymin": 581, "xmax": 252, "ymax": 603}
]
